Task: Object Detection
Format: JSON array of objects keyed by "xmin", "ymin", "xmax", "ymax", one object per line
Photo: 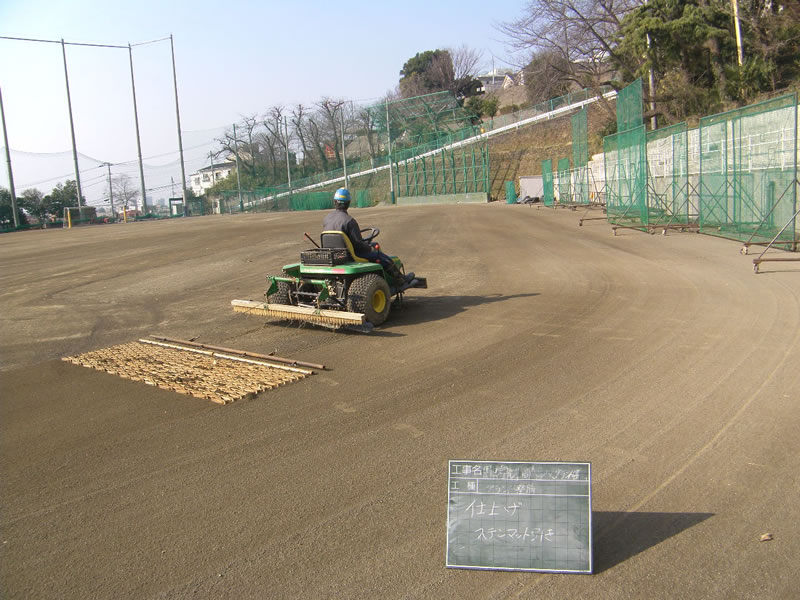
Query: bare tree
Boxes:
[
  {"xmin": 524, "ymin": 49, "xmax": 574, "ymax": 103},
  {"xmin": 216, "ymin": 115, "xmax": 261, "ymax": 176},
  {"xmin": 112, "ymin": 174, "xmax": 140, "ymax": 213},
  {"xmin": 304, "ymin": 113, "xmax": 330, "ymax": 172},
  {"xmin": 450, "ymin": 45, "xmax": 484, "ymax": 81},
  {"xmin": 263, "ymin": 106, "xmax": 293, "ymax": 183},
  {"xmin": 355, "ymin": 105, "xmax": 379, "ymax": 161},
  {"xmin": 498, "ymin": 0, "xmax": 643, "ymax": 95},
  {"xmin": 316, "ymin": 98, "xmax": 346, "ymax": 167},
  {"xmin": 292, "ymin": 104, "xmax": 312, "ymax": 176}
]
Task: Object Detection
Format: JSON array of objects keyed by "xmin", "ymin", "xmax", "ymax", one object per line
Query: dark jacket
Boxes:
[{"xmin": 322, "ymin": 208, "xmax": 371, "ymax": 255}]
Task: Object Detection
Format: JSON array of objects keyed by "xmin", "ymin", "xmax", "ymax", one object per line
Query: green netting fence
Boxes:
[
  {"xmin": 698, "ymin": 93, "xmax": 797, "ymax": 247},
  {"xmin": 215, "ymin": 87, "xmax": 612, "ymax": 213},
  {"xmin": 395, "ymin": 144, "xmax": 489, "ymax": 198},
  {"xmin": 542, "ymin": 159, "xmax": 554, "ymax": 206},
  {"xmin": 557, "ymin": 158, "xmax": 571, "ymax": 203},
  {"xmin": 220, "ymin": 189, "xmax": 371, "ymax": 214},
  {"xmin": 367, "ymin": 90, "xmax": 478, "ymax": 151},
  {"xmin": 482, "ymin": 87, "xmax": 613, "ymax": 133}
]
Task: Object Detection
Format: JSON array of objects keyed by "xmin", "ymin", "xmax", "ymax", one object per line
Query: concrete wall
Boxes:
[{"xmin": 396, "ymin": 192, "xmax": 488, "ymax": 206}]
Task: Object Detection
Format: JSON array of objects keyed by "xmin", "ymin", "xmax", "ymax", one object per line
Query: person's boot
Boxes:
[{"xmin": 387, "ymin": 263, "xmax": 413, "ymax": 290}]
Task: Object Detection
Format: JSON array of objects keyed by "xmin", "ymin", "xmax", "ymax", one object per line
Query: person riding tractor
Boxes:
[
  {"xmin": 322, "ymin": 188, "xmax": 414, "ymax": 291},
  {"xmin": 231, "ymin": 187, "xmax": 426, "ymax": 329}
]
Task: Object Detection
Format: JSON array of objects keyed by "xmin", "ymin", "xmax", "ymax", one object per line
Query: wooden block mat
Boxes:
[{"xmin": 62, "ymin": 341, "xmax": 309, "ymax": 404}]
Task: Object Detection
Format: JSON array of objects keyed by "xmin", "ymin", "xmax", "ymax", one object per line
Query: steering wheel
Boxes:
[{"xmin": 360, "ymin": 227, "xmax": 380, "ymax": 243}]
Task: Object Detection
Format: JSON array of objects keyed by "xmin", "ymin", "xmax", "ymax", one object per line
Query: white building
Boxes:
[{"xmin": 190, "ymin": 162, "xmax": 237, "ymax": 196}]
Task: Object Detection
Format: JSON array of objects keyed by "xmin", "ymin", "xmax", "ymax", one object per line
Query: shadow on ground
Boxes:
[
  {"xmin": 389, "ymin": 293, "xmax": 540, "ymax": 327},
  {"xmin": 248, "ymin": 293, "xmax": 541, "ymax": 337},
  {"xmin": 592, "ymin": 511, "xmax": 714, "ymax": 573}
]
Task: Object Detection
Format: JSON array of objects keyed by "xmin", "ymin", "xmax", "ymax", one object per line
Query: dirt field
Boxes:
[{"xmin": 1, "ymin": 204, "xmax": 798, "ymax": 599}]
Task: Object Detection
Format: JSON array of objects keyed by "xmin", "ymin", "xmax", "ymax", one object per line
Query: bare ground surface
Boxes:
[{"xmin": 1, "ymin": 204, "xmax": 799, "ymax": 599}]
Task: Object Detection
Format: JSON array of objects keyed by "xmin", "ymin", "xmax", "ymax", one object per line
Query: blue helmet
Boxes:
[{"xmin": 334, "ymin": 188, "xmax": 351, "ymax": 206}]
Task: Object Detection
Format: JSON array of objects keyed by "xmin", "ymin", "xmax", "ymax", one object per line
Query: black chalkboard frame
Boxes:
[{"xmin": 446, "ymin": 460, "xmax": 593, "ymax": 574}]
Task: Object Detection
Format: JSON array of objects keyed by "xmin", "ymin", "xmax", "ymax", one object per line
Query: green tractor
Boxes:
[{"xmin": 232, "ymin": 228, "xmax": 426, "ymax": 330}]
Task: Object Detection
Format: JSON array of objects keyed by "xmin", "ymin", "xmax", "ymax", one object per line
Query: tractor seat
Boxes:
[{"xmin": 320, "ymin": 230, "xmax": 368, "ymax": 263}]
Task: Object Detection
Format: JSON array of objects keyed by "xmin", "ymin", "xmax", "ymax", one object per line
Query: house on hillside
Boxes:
[
  {"xmin": 503, "ymin": 71, "xmax": 525, "ymax": 89},
  {"xmin": 477, "ymin": 69, "xmax": 524, "ymax": 93},
  {"xmin": 190, "ymin": 162, "xmax": 237, "ymax": 196}
]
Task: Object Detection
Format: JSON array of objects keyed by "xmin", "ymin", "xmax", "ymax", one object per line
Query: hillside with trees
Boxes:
[
  {"xmin": 207, "ymin": 1, "xmax": 798, "ymax": 200},
  {"xmin": 502, "ymin": 0, "xmax": 800, "ymax": 128}
]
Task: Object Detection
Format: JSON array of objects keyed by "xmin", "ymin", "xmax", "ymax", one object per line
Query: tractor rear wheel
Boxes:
[{"xmin": 347, "ymin": 274, "xmax": 391, "ymax": 326}]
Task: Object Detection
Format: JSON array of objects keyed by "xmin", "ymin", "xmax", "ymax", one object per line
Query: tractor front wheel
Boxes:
[
  {"xmin": 347, "ymin": 274, "xmax": 391, "ymax": 326},
  {"xmin": 266, "ymin": 271, "xmax": 293, "ymax": 305}
]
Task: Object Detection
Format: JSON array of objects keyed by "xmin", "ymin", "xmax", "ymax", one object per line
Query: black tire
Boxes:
[
  {"xmin": 347, "ymin": 274, "xmax": 391, "ymax": 326},
  {"xmin": 266, "ymin": 271, "xmax": 293, "ymax": 305}
]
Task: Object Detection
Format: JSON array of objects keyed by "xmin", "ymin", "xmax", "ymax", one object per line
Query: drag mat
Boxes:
[{"xmin": 62, "ymin": 340, "xmax": 311, "ymax": 404}]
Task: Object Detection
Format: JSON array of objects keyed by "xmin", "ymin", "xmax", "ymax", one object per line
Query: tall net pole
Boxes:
[
  {"xmin": 128, "ymin": 44, "xmax": 147, "ymax": 215},
  {"xmin": 170, "ymin": 35, "xmax": 188, "ymax": 216},
  {"xmin": 284, "ymin": 116, "xmax": 292, "ymax": 197},
  {"xmin": 105, "ymin": 162, "xmax": 115, "ymax": 217},
  {"xmin": 61, "ymin": 39, "xmax": 83, "ymax": 208},
  {"xmin": 0, "ymin": 86, "xmax": 20, "ymax": 227},
  {"xmin": 340, "ymin": 109, "xmax": 348, "ymax": 189},
  {"xmin": 233, "ymin": 123, "xmax": 243, "ymax": 211},
  {"xmin": 385, "ymin": 99, "xmax": 394, "ymax": 203}
]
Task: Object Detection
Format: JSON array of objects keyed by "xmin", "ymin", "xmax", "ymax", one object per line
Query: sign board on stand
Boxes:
[{"xmin": 446, "ymin": 460, "xmax": 592, "ymax": 573}]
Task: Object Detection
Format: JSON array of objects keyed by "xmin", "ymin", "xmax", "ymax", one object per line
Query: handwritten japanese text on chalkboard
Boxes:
[{"xmin": 446, "ymin": 460, "xmax": 592, "ymax": 573}]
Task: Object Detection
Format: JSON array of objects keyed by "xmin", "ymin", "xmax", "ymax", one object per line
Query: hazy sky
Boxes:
[{"xmin": 1, "ymin": 0, "xmax": 526, "ymax": 200}]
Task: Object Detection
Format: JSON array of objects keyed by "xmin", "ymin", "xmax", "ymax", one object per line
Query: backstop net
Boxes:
[{"xmin": 63, "ymin": 206, "xmax": 97, "ymax": 227}]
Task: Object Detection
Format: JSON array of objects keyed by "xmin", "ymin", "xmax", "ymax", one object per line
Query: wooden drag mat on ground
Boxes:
[{"xmin": 62, "ymin": 338, "xmax": 318, "ymax": 404}]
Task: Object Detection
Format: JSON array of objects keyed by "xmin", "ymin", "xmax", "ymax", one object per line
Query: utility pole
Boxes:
[
  {"xmin": 105, "ymin": 162, "xmax": 115, "ymax": 218},
  {"xmin": 208, "ymin": 151, "xmax": 215, "ymax": 213},
  {"xmin": 644, "ymin": 0, "xmax": 657, "ymax": 130},
  {"xmin": 385, "ymin": 99, "xmax": 394, "ymax": 204},
  {"xmin": 233, "ymin": 123, "xmax": 243, "ymax": 212},
  {"xmin": 61, "ymin": 39, "xmax": 83, "ymax": 208},
  {"xmin": 0, "ymin": 86, "xmax": 19, "ymax": 228},
  {"xmin": 170, "ymin": 35, "xmax": 188, "ymax": 216},
  {"xmin": 732, "ymin": 0, "xmax": 744, "ymax": 67},
  {"xmin": 128, "ymin": 44, "xmax": 148, "ymax": 215}
]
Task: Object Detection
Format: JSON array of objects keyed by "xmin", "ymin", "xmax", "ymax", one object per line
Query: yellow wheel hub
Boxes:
[{"xmin": 371, "ymin": 289, "xmax": 387, "ymax": 313}]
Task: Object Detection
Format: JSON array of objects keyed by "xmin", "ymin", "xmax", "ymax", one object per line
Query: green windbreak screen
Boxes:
[
  {"xmin": 572, "ymin": 108, "xmax": 588, "ymax": 167},
  {"xmin": 604, "ymin": 125, "xmax": 647, "ymax": 226},
  {"xmin": 617, "ymin": 78, "xmax": 643, "ymax": 133},
  {"xmin": 699, "ymin": 93, "xmax": 797, "ymax": 246},
  {"xmin": 572, "ymin": 108, "xmax": 590, "ymax": 205},
  {"xmin": 557, "ymin": 158, "xmax": 571, "ymax": 203},
  {"xmin": 542, "ymin": 159, "xmax": 554, "ymax": 206},
  {"xmin": 646, "ymin": 122, "xmax": 691, "ymax": 226}
]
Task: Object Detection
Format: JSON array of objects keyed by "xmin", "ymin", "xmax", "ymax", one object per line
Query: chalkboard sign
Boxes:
[{"xmin": 446, "ymin": 460, "xmax": 592, "ymax": 573}]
